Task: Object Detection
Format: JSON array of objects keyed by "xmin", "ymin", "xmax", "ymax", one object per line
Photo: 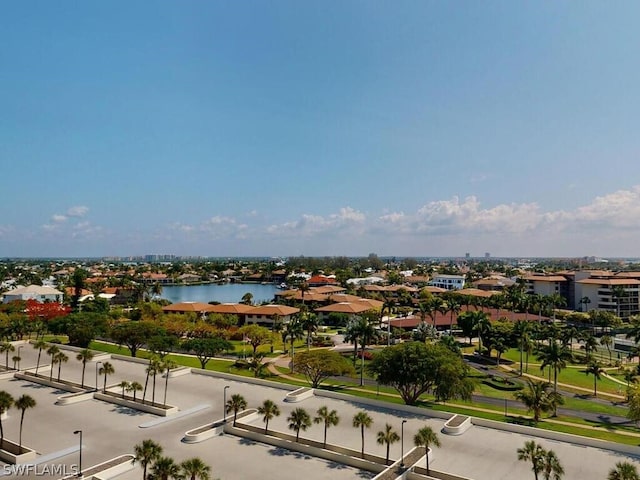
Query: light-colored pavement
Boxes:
[{"xmin": 0, "ymin": 343, "xmax": 638, "ymax": 480}]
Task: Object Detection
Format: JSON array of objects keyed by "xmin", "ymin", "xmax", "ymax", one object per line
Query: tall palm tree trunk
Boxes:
[
  {"xmin": 19, "ymin": 411, "xmax": 25, "ymax": 448},
  {"xmin": 142, "ymin": 372, "xmax": 150, "ymax": 404},
  {"xmin": 35, "ymin": 350, "xmax": 42, "ymax": 375}
]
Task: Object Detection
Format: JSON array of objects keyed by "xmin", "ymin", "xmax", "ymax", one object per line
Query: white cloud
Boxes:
[
  {"xmin": 0, "ymin": 225, "xmax": 14, "ymax": 237},
  {"xmin": 67, "ymin": 206, "xmax": 89, "ymax": 217},
  {"xmin": 267, "ymin": 207, "xmax": 366, "ymax": 237},
  {"xmin": 372, "ymin": 196, "xmax": 542, "ymax": 236},
  {"xmin": 71, "ymin": 221, "xmax": 104, "ymax": 239},
  {"xmin": 169, "ymin": 216, "xmax": 249, "ymax": 240},
  {"xmin": 51, "ymin": 214, "xmax": 67, "ymax": 223}
]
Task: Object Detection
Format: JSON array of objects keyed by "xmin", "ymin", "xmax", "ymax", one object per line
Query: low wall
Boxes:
[
  {"xmin": 94, "ymin": 392, "xmax": 179, "ymax": 416},
  {"xmin": 471, "ymin": 417, "xmax": 640, "ymax": 457},
  {"xmin": 314, "ymin": 389, "xmax": 452, "ymax": 421},
  {"xmin": 442, "ymin": 415, "xmax": 471, "ymax": 436},
  {"xmin": 56, "ymin": 391, "xmax": 95, "ymax": 406},
  {"xmin": 408, "ymin": 468, "xmax": 474, "ymax": 480},
  {"xmin": 110, "ymin": 354, "xmax": 152, "ymax": 365},
  {"xmin": 183, "ymin": 410, "xmax": 258, "ymax": 443},
  {"xmin": 0, "ymin": 370, "xmax": 16, "ymax": 381},
  {"xmin": 191, "ymin": 367, "xmax": 296, "ymax": 392},
  {"xmin": 315, "ymin": 388, "xmax": 640, "ymax": 458},
  {"xmin": 285, "ymin": 387, "xmax": 314, "ymax": 402},
  {"xmin": 0, "ymin": 440, "xmax": 37, "ymax": 464},
  {"xmin": 89, "ymin": 454, "xmax": 136, "ymax": 480},
  {"xmin": 225, "ymin": 422, "xmax": 387, "ymax": 474},
  {"xmin": 166, "ymin": 366, "xmax": 191, "ymax": 378},
  {"xmin": 15, "ymin": 372, "xmax": 85, "ymax": 394}
]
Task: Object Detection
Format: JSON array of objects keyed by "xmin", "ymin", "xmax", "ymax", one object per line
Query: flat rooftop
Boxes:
[{"xmin": 0, "ymin": 345, "xmax": 637, "ymax": 479}]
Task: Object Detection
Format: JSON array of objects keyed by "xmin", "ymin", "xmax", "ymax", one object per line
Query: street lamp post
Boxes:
[
  {"xmin": 95, "ymin": 361, "xmax": 103, "ymax": 392},
  {"xmin": 223, "ymin": 386, "xmax": 230, "ymax": 424},
  {"xmin": 73, "ymin": 430, "xmax": 82, "ymax": 477},
  {"xmin": 400, "ymin": 419, "xmax": 407, "ymax": 468}
]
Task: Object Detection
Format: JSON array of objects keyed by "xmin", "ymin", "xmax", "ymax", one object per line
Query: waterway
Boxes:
[{"xmin": 160, "ymin": 283, "xmax": 279, "ymax": 304}]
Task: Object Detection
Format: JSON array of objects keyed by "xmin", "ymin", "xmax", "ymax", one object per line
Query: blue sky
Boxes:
[{"xmin": 2, "ymin": 1, "xmax": 640, "ymax": 258}]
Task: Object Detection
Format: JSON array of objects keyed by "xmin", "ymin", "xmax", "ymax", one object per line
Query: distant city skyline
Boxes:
[{"xmin": 2, "ymin": 2, "xmax": 640, "ymax": 257}]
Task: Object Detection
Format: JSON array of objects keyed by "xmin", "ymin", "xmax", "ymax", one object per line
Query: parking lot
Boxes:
[{"xmin": 0, "ymin": 344, "xmax": 637, "ymax": 479}]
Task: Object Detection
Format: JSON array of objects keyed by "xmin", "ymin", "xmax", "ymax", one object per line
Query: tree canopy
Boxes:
[
  {"xmin": 368, "ymin": 341, "xmax": 474, "ymax": 405},
  {"xmin": 110, "ymin": 321, "xmax": 162, "ymax": 357},
  {"xmin": 181, "ymin": 337, "xmax": 232, "ymax": 369},
  {"xmin": 293, "ymin": 349, "xmax": 355, "ymax": 388}
]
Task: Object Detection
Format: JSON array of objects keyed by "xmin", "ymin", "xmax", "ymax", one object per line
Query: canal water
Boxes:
[{"xmin": 160, "ymin": 282, "xmax": 279, "ymax": 304}]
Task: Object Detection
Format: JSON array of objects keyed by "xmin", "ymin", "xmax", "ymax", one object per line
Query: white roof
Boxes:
[{"xmin": 5, "ymin": 285, "xmax": 63, "ymax": 296}]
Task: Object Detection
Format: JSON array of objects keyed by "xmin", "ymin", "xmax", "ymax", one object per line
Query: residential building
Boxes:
[
  {"xmin": 575, "ymin": 277, "xmax": 640, "ymax": 318},
  {"xmin": 244, "ymin": 304, "xmax": 300, "ymax": 326},
  {"xmin": 2, "ymin": 285, "xmax": 64, "ymax": 304},
  {"xmin": 428, "ymin": 274, "xmax": 465, "ymax": 291}
]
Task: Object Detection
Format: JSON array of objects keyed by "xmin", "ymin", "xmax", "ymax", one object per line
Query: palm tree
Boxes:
[
  {"xmin": 467, "ymin": 310, "xmax": 490, "ymax": 354},
  {"xmin": 257, "ymin": 399, "xmax": 281, "ymax": 434},
  {"xmin": 181, "ymin": 457, "xmax": 211, "ymax": 480},
  {"xmin": 514, "ymin": 379, "xmax": 563, "ymax": 423},
  {"xmin": 11, "ymin": 355, "xmax": 20, "ymax": 370},
  {"xmin": 299, "ymin": 281, "xmax": 310, "ymax": 305},
  {"xmin": 585, "ymin": 361, "xmax": 604, "ymax": 397},
  {"xmin": 151, "ymin": 281, "xmax": 163, "ymax": 300},
  {"xmin": 541, "ymin": 449, "xmax": 564, "ymax": 480},
  {"xmin": 284, "ymin": 316, "xmax": 304, "ymax": 372},
  {"xmin": 150, "ymin": 456, "xmax": 181, "ymax": 480},
  {"xmin": 226, "ymin": 394, "xmax": 247, "ymax": 426},
  {"xmin": 426, "ymin": 297, "xmax": 446, "ymax": 327},
  {"xmin": 612, "ymin": 286, "xmax": 627, "ymax": 319},
  {"xmin": 417, "ymin": 301, "xmax": 433, "ymax": 328},
  {"xmin": 579, "ymin": 296, "xmax": 591, "ymax": 313},
  {"xmin": 241, "ymin": 292, "xmax": 254, "ymax": 305},
  {"xmin": 161, "ymin": 358, "xmax": 177, "ymax": 406},
  {"xmin": 129, "ymin": 381, "xmax": 143, "ymax": 402},
  {"xmin": 119, "ymin": 381, "xmax": 130, "ymax": 399},
  {"xmin": 380, "ymin": 293, "xmax": 396, "ymax": 343},
  {"xmin": 348, "ymin": 315, "xmax": 378, "ymax": 386},
  {"xmin": 513, "ymin": 321, "xmax": 531, "ymax": 375},
  {"xmin": 287, "ymin": 407, "xmax": 312, "ymax": 442},
  {"xmin": 537, "ymin": 341, "xmax": 572, "ymax": 394},
  {"xmin": 580, "ymin": 333, "xmax": 598, "ymax": 362},
  {"xmin": 353, "ymin": 411, "xmax": 373, "ymax": 459},
  {"xmin": 300, "ymin": 312, "xmax": 319, "ymax": 350},
  {"xmin": 601, "ymin": 334, "xmax": 613, "ymax": 364},
  {"xmin": 76, "ymin": 349, "xmax": 94, "ymax": 388},
  {"xmin": 99, "ymin": 361, "xmax": 114, "ymax": 393},
  {"xmin": 133, "ymin": 439, "xmax": 163, "ymax": 480},
  {"xmin": 377, "ymin": 423, "xmax": 400, "ymax": 465},
  {"xmin": 313, "ymin": 406, "xmax": 339, "ymax": 448},
  {"xmin": 14, "ymin": 394, "xmax": 36, "ymax": 449},
  {"xmin": 55, "ymin": 351, "xmax": 68, "ymax": 382},
  {"xmin": 0, "ymin": 391, "xmax": 13, "ymax": 447},
  {"xmin": 149, "ymin": 356, "xmax": 163, "ymax": 404},
  {"xmin": 0, "ymin": 343, "xmax": 15, "ymax": 369},
  {"xmin": 517, "ymin": 440, "xmax": 545, "ymax": 480},
  {"xmin": 608, "ymin": 461, "xmax": 640, "ymax": 480},
  {"xmin": 413, "ymin": 426, "xmax": 440, "ymax": 475},
  {"xmin": 46, "ymin": 345, "xmax": 60, "ymax": 381},
  {"xmin": 33, "ymin": 339, "xmax": 47, "ymax": 375}
]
